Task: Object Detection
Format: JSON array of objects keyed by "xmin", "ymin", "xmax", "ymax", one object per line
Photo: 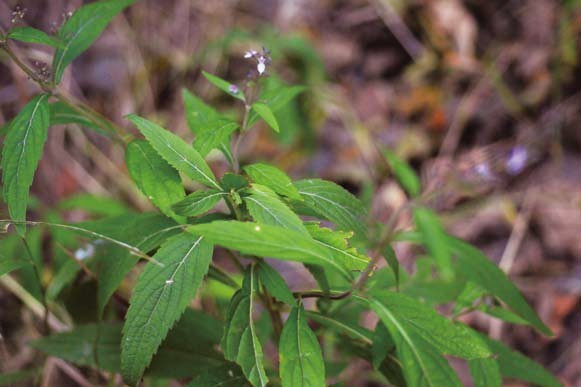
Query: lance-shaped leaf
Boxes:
[
  {"xmin": 252, "ymin": 103, "xmax": 279, "ymax": 133},
  {"xmin": 182, "ymin": 89, "xmax": 233, "ymax": 162},
  {"xmin": 202, "ymin": 71, "xmax": 245, "ymax": 101},
  {"xmin": 193, "ymin": 120, "xmax": 238, "ymax": 157},
  {"xmin": 413, "ymin": 206, "xmax": 453, "ymax": 280},
  {"xmin": 383, "ymin": 149, "xmax": 421, "ymax": 197},
  {"xmin": 121, "ymin": 233, "xmax": 213, "ymax": 385},
  {"xmin": 8, "ymin": 26, "xmax": 63, "ymax": 47},
  {"xmin": 188, "ymin": 221, "xmax": 351, "ymax": 278},
  {"xmin": 294, "ymin": 179, "xmax": 367, "ymax": 240},
  {"xmin": 279, "ymin": 304, "xmax": 325, "ymax": 387},
  {"xmin": 1, "ymin": 94, "xmax": 50, "ymax": 235},
  {"xmin": 382, "ymin": 245, "xmax": 400, "ymax": 290},
  {"xmin": 248, "ymin": 83, "xmax": 305, "ymax": 126},
  {"xmin": 468, "ymin": 358, "xmax": 501, "ymax": 387},
  {"xmin": 305, "ymin": 222, "xmax": 369, "ymax": 271},
  {"xmin": 372, "ymin": 322, "xmax": 395, "ymax": 370},
  {"xmin": 396, "ymin": 231, "xmax": 552, "ymax": 336},
  {"xmin": 186, "ymin": 364, "xmax": 246, "ymax": 387},
  {"xmin": 449, "ymin": 237, "xmax": 552, "ymax": 336},
  {"xmin": 244, "ymin": 163, "xmax": 302, "ymax": 200},
  {"xmin": 172, "ymin": 190, "xmax": 226, "ymax": 217},
  {"xmin": 127, "ymin": 114, "xmax": 220, "ymax": 189},
  {"xmin": 368, "ymin": 296, "xmax": 462, "ymax": 387},
  {"xmin": 244, "ymin": 184, "xmax": 308, "ymax": 235},
  {"xmin": 182, "ymin": 88, "xmax": 220, "ymax": 135},
  {"xmin": 257, "ymin": 260, "xmax": 295, "ymax": 305},
  {"xmin": 478, "ymin": 333, "xmax": 562, "ymax": 387},
  {"xmin": 221, "ymin": 265, "xmax": 268, "ymax": 387},
  {"xmin": 32, "ymin": 309, "xmax": 225, "ymax": 379},
  {"xmin": 126, "ymin": 140, "xmax": 185, "ymax": 222},
  {"xmin": 52, "ymin": 0, "xmax": 136, "ymax": 84},
  {"xmin": 0, "ymin": 255, "xmax": 30, "ymax": 277},
  {"xmin": 79, "ymin": 213, "xmax": 180, "ymax": 315},
  {"xmin": 49, "ymin": 101, "xmax": 107, "ymax": 136},
  {"xmin": 369, "ymin": 292, "xmax": 490, "ymax": 359}
]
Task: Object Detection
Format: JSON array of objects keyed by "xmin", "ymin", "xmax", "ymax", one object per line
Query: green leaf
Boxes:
[
  {"xmin": 413, "ymin": 206, "xmax": 453, "ymax": 280},
  {"xmin": 221, "ymin": 173, "xmax": 248, "ymax": 191},
  {"xmin": 372, "ymin": 322, "xmax": 395, "ymax": 370},
  {"xmin": 121, "ymin": 233, "xmax": 213, "ymax": 385},
  {"xmin": 188, "ymin": 221, "xmax": 351, "ymax": 278},
  {"xmin": 8, "ymin": 26, "xmax": 63, "ymax": 47},
  {"xmin": 382, "ymin": 245, "xmax": 400, "ymax": 290},
  {"xmin": 243, "ymin": 163, "xmax": 302, "ymax": 200},
  {"xmin": 172, "ymin": 190, "xmax": 226, "ymax": 217},
  {"xmin": 293, "ymin": 179, "xmax": 367, "ymax": 241},
  {"xmin": 383, "ymin": 149, "xmax": 421, "ymax": 197},
  {"xmin": 52, "ymin": 0, "xmax": 136, "ymax": 84},
  {"xmin": 453, "ymin": 281, "xmax": 486, "ymax": 315},
  {"xmin": 58, "ymin": 193, "xmax": 130, "ymax": 217},
  {"xmin": 244, "ymin": 184, "xmax": 308, "ymax": 235},
  {"xmin": 193, "ymin": 120, "xmax": 238, "ymax": 157},
  {"xmin": 248, "ymin": 84, "xmax": 305, "ymax": 127},
  {"xmin": 126, "ymin": 140, "xmax": 185, "ymax": 222},
  {"xmin": 480, "ymin": 334, "xmax": 562, "ymax": 387},
  {"xmin": 304, "ymin": 222, "xmax": 369, "ymax": 271},
  {"xmin": 256, "ymin": 260, "xmax": 295, "ymax": 305},
  {"xmin": 369, "ymin": 292, "xmax": 490, "ymax": 359},
  {"xmin": 221, "ymin": 265, "xmax": 268, "ymax": 387},
  {"xmin": 0, "ymin": 255, "xmax": 30, "ymax": 277},
  {"xmin": 449, "ymin": 237, "xmax": 552, "ymax": 335},
  {"xmin": 304, "ymin": 311, "xmax": 373, "ymax": 343},
  {"xmin": 252, "ymin": 103, "xmax": 279, "ymax": 133},
  {"xmin": 186, "ymin": 364, "xmax": 246, "ymax": 387},
  {"xmin": 46, "ymin": 259, "xmax": 81, "ymax": 300},
  {"xmin": 1, "ymin": 94, "xmax": 50, "ymax": 235},
  {"xmin": 468, "ymin": 358, "xmax": 501, "ymax": 387},
  {"xmin": 0, "ymin": 368, "xmax": 41, "ymax": 386},
  {"xmin": 49, "ymin": 101, "xmax": 103, "ymax": 132},
  {"xmin": 79, "ymin": 213, "xmax": 180, "ymax": 315},
  {"xmin": 201, "ymin": 71, "xmax": 244, "ymax": 101},
  {"xmin": 182, "ymin": 89, "xmax": 234, "ymax": 163},
  {"xmin": 279, "ymin": 304, "xmax": 325, "ymax": 387},
  {"xmin": 369, "ymin": 296, "xmax": 462, "ymax": 387},
  {"xmin": 182, "ymin": 88, "xmax": 221, "ymax": 136},
  {"xmin": 127, "ymin": 114, "xmax": 220, "ymax": 189},
  {"xmin": 32, "ymin": 310, "xmax": 225, "ymax": 378},
  {"xmin": 479, "ymin": 304, "xmax": 530, "ymax": 325}
]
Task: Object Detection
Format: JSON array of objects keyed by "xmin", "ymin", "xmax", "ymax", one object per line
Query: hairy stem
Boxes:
[{"xmin": 0, "ymin": 39, "xmax": 130, "ymax": 143}]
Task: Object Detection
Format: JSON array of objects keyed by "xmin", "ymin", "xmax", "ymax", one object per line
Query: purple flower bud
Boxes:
[
  {"xmin": 228, "ymin": 84, "xmax": 239, "ymax": 94},
  {"xmin": 506, "ymin": 145, "xmax": 528, "ymax": 175}
]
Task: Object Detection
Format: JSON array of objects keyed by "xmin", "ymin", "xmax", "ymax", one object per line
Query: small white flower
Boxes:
[
  {"xmin": 244, "ymin": 49, "xmax": 257, "ymax": 58},
  {"xmin": 257, "ymin": 56, "xmax": 266, "ymax": 74},
  {"xmin": 74, "ymin": 243, "xmax": 95, "ymax": 261},
  {"xmin": 229, "ymin": 84, "xmax": 239, "ymax": 94}
]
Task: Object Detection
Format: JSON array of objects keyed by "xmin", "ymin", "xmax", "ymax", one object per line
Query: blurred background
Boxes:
[{"xmin": 0, "ymin": 0, "xmax": 580, "ymax": 385}]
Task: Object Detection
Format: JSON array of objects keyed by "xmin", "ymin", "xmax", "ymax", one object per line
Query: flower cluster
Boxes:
[
  {"xmin": 11, "ymin": 6, "xmax": 27, "ymax": 24},
  {"xmin": 244, "ymin": 47, "xmax": 271, "ymax": 76}
]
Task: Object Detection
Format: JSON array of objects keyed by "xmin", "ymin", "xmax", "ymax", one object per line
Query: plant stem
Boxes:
[
  {"xmin": 0, "ymin": 40, "xmax": 52, "ymax": 91},
  {"xmin": 0, "ymin": 39, "xmax": 131, "ymax": 144},
  {"xmin": 296, "ymin": 199, "xmax": 410, "ymax": 300},
  {"xmin": 233, "ymin": 104, "xmax": 251, "ymax": 174}
]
